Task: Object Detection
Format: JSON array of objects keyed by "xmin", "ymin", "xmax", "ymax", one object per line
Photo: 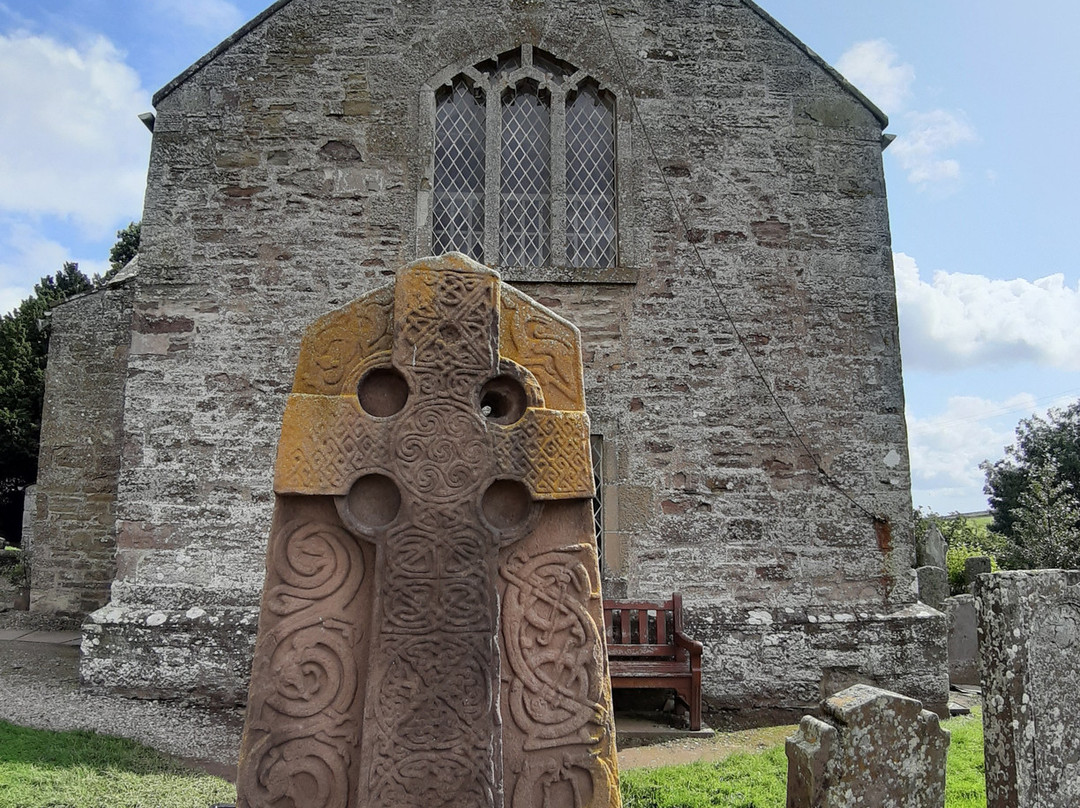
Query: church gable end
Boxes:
[{"xmin": 30, "ymin": 0, "xmax": 947, "ymax": 717}]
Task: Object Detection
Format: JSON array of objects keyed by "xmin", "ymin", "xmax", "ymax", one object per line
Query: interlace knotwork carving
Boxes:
[{"xmin": 502, "ymin": 545, "xmax": 608, "ymax": 749}]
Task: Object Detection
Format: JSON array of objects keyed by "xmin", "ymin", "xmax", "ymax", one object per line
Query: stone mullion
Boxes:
[
  {"xmin": 550, "ymin": 85, "xmax": 568, "ymax": 268},
  {"xmin": 416, "ymin": 85, "xmax": 437, "ymax": 258},
  {"xmin": 484, "ymin": 78, "xmax": 501, "ymax": 267}
]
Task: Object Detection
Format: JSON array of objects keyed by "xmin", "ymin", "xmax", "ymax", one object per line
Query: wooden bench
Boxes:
[{"xmin": 603, "ymin": 592, "xmax": 704, "ymax": 731}]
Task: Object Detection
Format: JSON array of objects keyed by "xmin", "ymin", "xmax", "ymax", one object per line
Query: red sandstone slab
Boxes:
[{"xmin": 237, "ymin": 254, "xmax": 620, "ymax": 808}]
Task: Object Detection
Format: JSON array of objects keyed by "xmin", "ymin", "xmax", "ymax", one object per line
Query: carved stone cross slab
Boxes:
[{"xmin": 238, "ymin": 253, "xmax": 620, "ymax": 808}]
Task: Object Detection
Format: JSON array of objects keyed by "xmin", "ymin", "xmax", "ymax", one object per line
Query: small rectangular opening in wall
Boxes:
[{"xmin": 590, "ymin": 434, "xmax": 603, "ymax": 556}]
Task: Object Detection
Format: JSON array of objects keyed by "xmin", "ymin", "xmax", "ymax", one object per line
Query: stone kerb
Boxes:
[
  {"xmin": 976, "ymin": 570, "xmax": 1080, "ymax": 808},
  {"xmin": 786, "ymin": 684, "xmax": 949, "ymax": 808}
]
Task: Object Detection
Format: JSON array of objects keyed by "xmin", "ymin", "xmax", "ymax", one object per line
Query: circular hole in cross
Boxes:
[
  {"xmin": 345, "ymin": 473, "xmax": 401, "ymax": 529},
  {"xmin": 481, "ymin": 479, "xmax": 532, "ymax": 531},
  {"xmin": 357, "ymin": 366, "xmax": 408, "ymax": 417},
  {"xmin": 479, "ymin": 375, "xmax": 527, "ymax": 425}
]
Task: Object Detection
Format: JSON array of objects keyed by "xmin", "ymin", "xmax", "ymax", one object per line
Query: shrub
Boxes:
[{"xmin": 945, "ymin": 541, "xmax": 998, "ymax": 594}]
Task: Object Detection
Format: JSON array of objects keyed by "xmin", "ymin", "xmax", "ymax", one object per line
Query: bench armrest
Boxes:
[{"xmin": 673, "ymin": 630, "xmax": 703, "ymax": 666}]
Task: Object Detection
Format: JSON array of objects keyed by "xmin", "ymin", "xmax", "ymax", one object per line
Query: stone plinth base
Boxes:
[
  {"xmin": 79, "ymin": 594, "xmax": 948, "ymax": 714},
  {"xmin": 688, "ymin": 603, "xmax": 949, "ymax": 717},
  {"xmin": 81, "ymin": 594, "xmax": 257, "ymax": 706}
]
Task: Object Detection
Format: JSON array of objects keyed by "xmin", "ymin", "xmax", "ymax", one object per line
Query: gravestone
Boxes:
[
  {"xmin": 976, "ymin": 570, "xmax": 1080, "ymax": 808},
  {"xmin": 917, "ymin": 524, "xmax": 946, "ymax": 570},
  {"xmin": 786, "ymin": 684, "xmax": 949, "ymax": 808},
  {"xmin": 945, "ymin": 594, "xmax": 977, "ymax": 685},
  {"xmin": 236, "ymin": 254, "xmax": 620, "ymax": 808},
  {"xmin": 964, "ymin": 556, "xmax": 991, "ymax": 591},
  {"xmin": 916, "ymin": 565, "xmax": 948, "ymax": 611}
]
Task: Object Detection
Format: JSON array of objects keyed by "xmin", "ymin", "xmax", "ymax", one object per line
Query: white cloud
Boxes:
[
  {"xmin": 889, "ymin": 110, "xmax": 977, "ymax": 191},
  {"xmin": 907, "ymin": 395, "xmax": 1031, "ymax": 512},
  {"xmin": 0, "ymin": 220, "xmax": 109, "ymax": 315},
  {"xmin": 150, "ymin": 0, "xmax": 245, "ymax": 34},
  {"xmin": 0, "ymin": 31, "xmax": 151, "ymax": 231},
  {"xmin": 835, "ymin": 39, "xmax": 915, "ymax": 115},
  {"xmin": 836, "ymin": 40, "xmax": 975, "ymax": 193},
  {"xmin": 895, "ymin": 253, "xmax": 1080, "ymax": 371},
  {"xmin": 0, "ymin": 285, "xmax": 26, "ymax": 317}
]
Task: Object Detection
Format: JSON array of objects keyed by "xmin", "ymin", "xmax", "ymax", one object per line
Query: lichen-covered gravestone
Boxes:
[
  {"xmin": 236, "ymin": 254, "xmax": 620, "ymax": 808},
  {"xmin": 786, "ymin": 684, "xmax": 949, "ymax": 808},
  {"xmin": 976, "ymin": 570, "xmax": 1080, "ymax": 808}
]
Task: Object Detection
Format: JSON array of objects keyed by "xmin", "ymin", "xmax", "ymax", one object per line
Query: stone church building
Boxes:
[{"xmin": 31, "ymin": 0, "xmax": 947, "ymax": 714}]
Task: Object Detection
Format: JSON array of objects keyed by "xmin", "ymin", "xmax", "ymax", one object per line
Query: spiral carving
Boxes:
[
  {"xmin": 239, "ymin": 736, "xmax": 352, "ymax": 808},
  {"xmin": 264, "ymin": 625, "xmax": 358, "ymax": 719},
  {"xmin": 267, "ymin": 520, "xmax": 362, "ymax": 616},
  {"xmin": 239, "ymin": 510, "xmax": 367, "ymax": 808},
  {"xmin": 393, "ymin": 402, "xmax": 489, "ymax": 503}
]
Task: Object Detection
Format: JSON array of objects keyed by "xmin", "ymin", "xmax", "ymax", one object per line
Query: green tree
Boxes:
[
  {"xmin": 982, "ymin": 401, "xmax": 1080, "ymax": 568},
  {"xmin": 0, "ymin": 263, "xmax": 94, "ymax": 541},
  {"xmin": 1003, "ymin": 460, "xmax": 1080, "ymax": 569},
  {"xmin": 104, "ymin": 221, "xmax": 140, "ymax": 282}
]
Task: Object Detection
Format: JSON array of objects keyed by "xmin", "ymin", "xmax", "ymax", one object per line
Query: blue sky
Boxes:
[{"xmin": 2, "ymin": 0, "xmax": 1077, "ymax": 514}]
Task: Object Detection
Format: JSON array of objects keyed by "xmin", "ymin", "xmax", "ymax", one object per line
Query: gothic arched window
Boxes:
[{"xmin": 428, "ymin": 45, "xmax": 617, "ymax": 269}]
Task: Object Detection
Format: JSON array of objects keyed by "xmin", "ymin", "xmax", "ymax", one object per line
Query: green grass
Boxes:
[
  {"xmin": 0, "ymin": 720, "xmax": 235, "ymax": 808},
  {"xmin": 620, "ymin": 711, "xmax": 986, "ymax": 808},
  {"xmin": 621, "ymin": 745, "xmax": 787, "ymax": 807},
  {"xmin": 943, "ymin": 712, "xmax": 987, "ymax": 808},
  {"xmin": 0, "ymin": 712, "xmax": 986, "ymax": 808}
]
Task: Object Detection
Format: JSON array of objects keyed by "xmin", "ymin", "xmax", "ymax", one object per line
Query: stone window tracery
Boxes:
[{"xmin": 426, "ymin": 45, "xmax": 617, "ymax": 270}]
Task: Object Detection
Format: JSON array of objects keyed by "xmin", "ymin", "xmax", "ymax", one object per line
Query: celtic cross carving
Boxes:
[{"xmin": 238, "ymin": 254, "xmax": 620, "ymax": 808}]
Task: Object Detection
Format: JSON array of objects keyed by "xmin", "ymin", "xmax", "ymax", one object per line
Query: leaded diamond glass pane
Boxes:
[
  {"xmin": 566, "ymin": 86, "xmax": 616, "ymax": 268},
  {"xmin": 500, "ymin": 85, "xmax": 551, "ymax": 267},
  {"xmin": 590, "ymin": 434, "xmax": 604, "ymax": 551},
  {"xmin": 433, "ymin": 81, "xmax": 486, "ymax": 262}
]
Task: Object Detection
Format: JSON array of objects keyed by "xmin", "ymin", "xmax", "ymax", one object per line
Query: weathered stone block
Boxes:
[
  {"xmin": 917, "ymin": 524, "xmax": 946, "ymax": 570},
  {"xmin": 916, "ymin": 565, "xmax": 948, "ymax": 611},
  {"xmin": 786, "ymin": 684, "xmax": 949, "ymax": 808},
  {"xmin": 976, "ymin": 570, "xmax": 1080, "ymax": 808},
  {"xmin": 237, "ymin": 255, "xmax": 619, "ymax": 808},
  {"xmin": 81, "ymin": 601, "xmax": 257, "ymax": 705},
  {"xmin": 964, "ymin": 555, "xmax": 992, "ymax": 590},
  {"xmin": 945, "ymin": 594, "xmax": 978, "ymax": 686}
]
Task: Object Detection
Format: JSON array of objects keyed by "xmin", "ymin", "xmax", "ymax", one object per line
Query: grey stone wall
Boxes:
[
  {"xmin": 31, "ymin": 280, "xmax": 134, "ymax": 615},
  {"xmin": 976, "ymin": 570, "xmax": 1080, "ymax": 808},
  {"xmin": 72, "ymin": 0, "xmax": 944, "ymax": 711}
]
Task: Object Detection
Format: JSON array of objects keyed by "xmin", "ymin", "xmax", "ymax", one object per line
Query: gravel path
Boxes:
[{"xmin": 0, "ymin": 617, "xmax": 243, "ymax": 781}]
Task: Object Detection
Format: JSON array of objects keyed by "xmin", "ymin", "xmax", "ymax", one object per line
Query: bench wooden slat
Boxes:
[
  {"xmin": 656, "ymin": 610, "xmax": 667, "ymax": 645},
  {"xmin": 637, "ymin": 609, "xmax": 649, "ymax": 644},
  {"xmin": 620, "ymin": 608, "xmax": 630, "ymax": 644},
  {"xmin": 609, "ymin": 660, "xmax": 691, "ymax": 676},
  {"xmin": 604, "ymin": 600, "xmax": 674, "ymax": 611},
  {"xmin": 607, "ymin": 644, "xmax": 677, "ymax": 658}
]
